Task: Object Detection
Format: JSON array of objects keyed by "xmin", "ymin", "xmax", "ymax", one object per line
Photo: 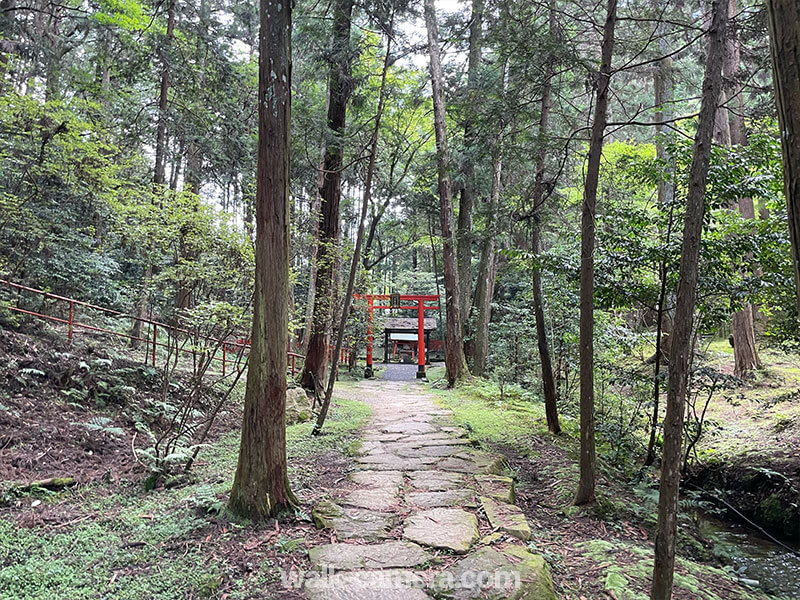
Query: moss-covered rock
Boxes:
[{"xmin": 431, "ymin": 545, "xmax": 557, "ymax": 600}]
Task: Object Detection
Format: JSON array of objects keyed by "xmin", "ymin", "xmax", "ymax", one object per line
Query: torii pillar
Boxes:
[
  {"xmin": 364, "ymin": 296, "xmax": 374, "ymax": 378},
  {"xmin": 416, "ymin": 298, "xmax": 426, "ymax": 378}
]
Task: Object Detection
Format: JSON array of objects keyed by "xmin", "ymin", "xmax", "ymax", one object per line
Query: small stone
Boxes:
[
  {"xmin": 480, "ymin": 496, "xmax": 531, "ymax": 541},
  {"xmin": 431, "ymin": 546, "xmax": 557, "ymax": 600},
  {"xmin": 440, "ymin": 426, "xmax": 469, "ymax": 437},
  {"xmin": 475, "ymin": 474, "xmax": 515, "ymax": 504},
  {"xmin": 308, "ymin": 541, "xmax": 431, "ymax": 571},
  {"xmin": 403, "ymin": 508, "xmax": 479, "ymax": 554},
  {"xmin": 479, "ymin": 532, "xmax": 503, "ymax": 545},
  {"xmin": 305, "ymin": 570, "xmax": 430, "ymax": 600},
  {"xmin": 286, "ymin": 388, "xmax": 313, "ymax": 425}
]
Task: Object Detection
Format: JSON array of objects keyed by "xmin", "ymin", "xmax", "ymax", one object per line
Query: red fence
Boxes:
[{"xmin": 0, "ymin": 279, "xmax": 305, "ymax": 376}]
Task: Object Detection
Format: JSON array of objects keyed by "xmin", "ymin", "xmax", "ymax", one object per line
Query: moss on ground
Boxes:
[
  {"xmin": 427, "ymin": 380, "xmax": 769, "ymax": 600},
  {"xmin": 0, "ymin": 396, "xmax": 370, "ymax": 600}
]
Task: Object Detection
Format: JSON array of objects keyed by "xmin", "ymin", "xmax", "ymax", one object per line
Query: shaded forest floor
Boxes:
[
  {"xmin": 0, "ymin": 327, "xmax": 795, "ymax": 599},
  {"xmin": 426, "ymin": 374, "xmax": 785, "ymax": 600}
]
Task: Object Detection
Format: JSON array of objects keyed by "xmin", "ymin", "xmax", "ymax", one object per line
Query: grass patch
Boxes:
[{"xmin": 430, "ymin": 377, "xmax": 578, "ymax": 452}]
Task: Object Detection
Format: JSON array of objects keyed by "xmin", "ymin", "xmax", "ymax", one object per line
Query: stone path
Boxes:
[{"xmin": 305, "ymin": 378, "xmax": 557, "ymax": 599}]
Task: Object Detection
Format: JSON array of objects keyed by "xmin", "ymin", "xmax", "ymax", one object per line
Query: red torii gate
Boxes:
[{"xmin": 355, "ymin": 294, "xmax": 439, "ymax": 379}]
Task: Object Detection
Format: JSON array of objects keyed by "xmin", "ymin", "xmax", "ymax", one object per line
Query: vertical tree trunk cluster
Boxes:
[
  {"xmin": 645, "ymin": 0, "xmax": 675, "ymax": 466},
  {"xmin": 714, "ymin": 0, "xmax": 760, "ymax": 377},
  {"xmin": 471, "ymin": 143, "xmax": 500, "ymax": 377},
  {"xmin": 651, "ymin": 0, "xmax": 728, "ymax": 596},
  {"xmin": 457, "ymin": 0, "xmax": 484, "ymax": 355},
  {"xmin": 131, "ymin": 0, "xmax": 176, "ymax": 347},
  {"xmin": 228, "ymin": 0, "xmax": 295, "ymax": 519},
  {"xmin": 766, "ymin": 0, "xmax": 800, "ymax": 320},
  {"xmin": 314, "ymin": 18, "xmax": 394, "ymax": 434},
  {"xmin": 425, "ymin": 0, "xmax": 469, "ymax": 386},
  {"xmin": 300, "ymin": 0, "xmax": 355, "ymax": 391},
  {"xmin": 575, "ymin": 0, "xmax": 617, "ymax": 506},
  {"xmin": 531, "ymin": 0, "xmax": 561, "ymax": 435}
]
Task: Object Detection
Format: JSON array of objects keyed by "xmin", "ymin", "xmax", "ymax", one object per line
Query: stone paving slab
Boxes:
[
  {"xmin": 431, "ymin": 546, "xmax": 557, "ymax": 600},
  {"xmin": 305, "ymin": 570, "xmax": 431, "ymax": 600},
  {"xmin": 393, "ymin": 437, "xmax": 472, "ymax": 448},
  {"xmin": 407, "ymin": 489, "xmax": 477, "ymax": 508},
  {"xmin": 349, "ymin": 470, "xmax": 403, "ymax": 489},
  {"xmin": 402, "ymin": 508, "xmax": 479, "ymax": 554},
  {"xmin": 480, "ymin": 496, "xmax": 532, "ymax": 541},
  {"xmin": 313, "ymin": 500, "xmax": 396, "ymax": 540},
  {"xmin": 475, "ymin": 474, "xmax": 515, "ymax": 504},
  {"xmin": 356, "ymin": 455, "xmax": 439, "ymax": 470},
  {"xmin": 307, "ymin": 379, "xmax": 556, "ymax": 600},
  {"xmin": 396, "ymin": 445, "xmax": 465, "ymax": 458},
  {"xmin": 408, "ymin": 470, "xmax": 467, "ymax": 491},
  {"xmin": 308, "ymin": 541, "xmax": 431, "ymax": 571},
  {"xmin": 339, "ymin": 488, "xmax": 399, "ymax": 511}
]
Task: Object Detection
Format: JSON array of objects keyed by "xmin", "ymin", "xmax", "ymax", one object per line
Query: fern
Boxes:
[
  {"xmin": 73, "ymin": 416, "xmax": 124, "ymax": 436},
  {"xmin": 20, "ymin": 368, "xmax": 45, "ymax": 377}
]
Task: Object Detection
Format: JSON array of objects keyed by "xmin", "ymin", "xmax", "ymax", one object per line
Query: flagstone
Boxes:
[{"xmin": 402, "ymin": 508, "xmax": 479, "ymax": 554}]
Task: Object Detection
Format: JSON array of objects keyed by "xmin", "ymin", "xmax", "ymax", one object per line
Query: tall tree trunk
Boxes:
[
  {"xmin": 228, "ymin": 0, "xmax": 295, "ymax": 519},
  {"xmin": 575, "ymin": 0, "xmax": 617, "ymax": 506},
  {"xmin": 425, "ymin": 0, "xmax": 469, "ymax": 386},
  {"xmin": 645, "ymin": 5, "xmax": 676, "ymax": 466},
  {"xmin": 131, "ymin": 1, "xmax": 176, "ymax": 347},
  {"xmin": 650, "ymin": 1, "xmax": 728, "ymax": 596},
  {"xmin": 531, "ymin": 0, "xmax": 560, "ymax": 435},
  {"xmin": 300, "ymin": 174, "xmax": 323, "ymax": 354},
  {"xmin": 720, "ymin": 0, "xmax": 760, "ymax": 377},
  {"xmin": 457, "ymin": 0, "xmax": 484, "ymax": 352},
  {"xmin": 472, "ymin": 54, "xmax": 506, "ymax": 378},
  {"xmin": 154, "ymin": 0, "xmax": 175, "ymax": 189},
  {"xmin": 175, "ymin": 140, "xmax": 202, "ymax": 311},
  {"xmin": 0, "ymin": 0, "xmax": 15, "ymax": 94},
  {"xmin": 767, "ymin": 0, "xmax": 800, "ymax": 318},
  {"xmin": 299, "ymin": 0, "xmax": 355, "ymax": 390},
  {"xmin": 315, "ymin": 21, "xmax": 393, "ymax": 433},
  {"xmin": 472, "ymin": 144, "xmax": 501, "ymax": 377}
]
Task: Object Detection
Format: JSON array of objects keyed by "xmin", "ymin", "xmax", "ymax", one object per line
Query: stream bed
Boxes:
[{"xmin": 698, "ymin": 514, "xmax": 800, "ymax": 598}]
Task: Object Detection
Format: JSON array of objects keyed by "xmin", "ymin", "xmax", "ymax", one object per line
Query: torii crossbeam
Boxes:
[{"xmin": 354, "ymin": 294, "xmax": 439, "ymax": 379}]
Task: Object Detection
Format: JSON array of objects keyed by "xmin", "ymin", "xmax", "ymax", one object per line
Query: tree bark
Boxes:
[
  {"xmin": 0, "ymin": 0, "xmax": 16, "ymax": 94},
  {"xmin": 718, "ymin": 0, "xmax": 760, "ymax": 377},
  {"xmin": 228, "ymin": 0, "xmax": 295, "ymax": 519},
  {"xmin": 300, "ymin": 153, "xmax": 325, "ymax": 354},
  {"xmin": 531, "ymin": 0, "xmax": 560, "ymax": 436},
  {"xmin": 154, "ymin": 0, "xmax": 175, "ymax": 189},
  {"xmin": 425, "ymin": 0, "xmax": 469, "ymax": 386},
  {"xmin": 130, "ymin": 0, "xmax": 175, "ymax": 347},
  {"xmin": 314, "ymin": 21, "xmax": 393, "ymax": 434},
  {"xmin": 457, "ymin": 0, "xmax": 484, "ymax": 348},
  {"xmin": 472, "ymin": 144, "xmax": 500, "ymax": 377},
  {"xmin": 575, "ymin": 0, "xmax": 617, "ymax": 506},
  {"xmin": 767, "ymin": 0, "xmax": 800, "ymax": 319},
  {"xmin": 650, "ymin": 1, "xmax": 728, "ymax": 596},
  {"xmin": 299, "ymin": 0, "xmax": 355, "ymax": 390},
  {"xmin": 645, "ymin": 2, "xmax": 676, "ymax": 465}
]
